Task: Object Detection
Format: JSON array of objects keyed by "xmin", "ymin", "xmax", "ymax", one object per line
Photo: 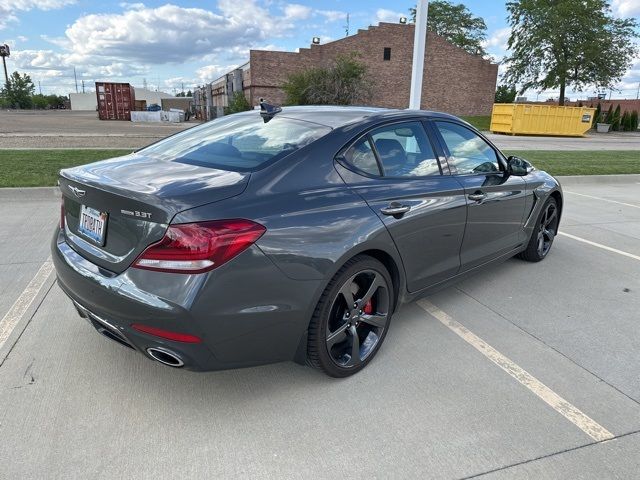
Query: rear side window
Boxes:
[
  {"xmin": 140, "ymin": 114, "xmax": 331, "ymax": 172},
  {"xmin": 370, "ymin": 121, "xmax": 440, "ymax": 177},
  {"xmin": 343, "ymin": 137, "xmax": 381, "ymax": 176},
  {"xmin": 434, "ymin": 121, "xmax": 500, "ymax": 174}
]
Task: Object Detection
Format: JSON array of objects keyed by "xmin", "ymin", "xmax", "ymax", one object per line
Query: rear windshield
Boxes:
[{"xmin": 139, "ymin": 113, "xmax": 331, "ymax": 172}]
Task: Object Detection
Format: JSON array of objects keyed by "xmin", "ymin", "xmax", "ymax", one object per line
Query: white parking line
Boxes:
[
  {"xmin": 0, "ymin": 259, "xmax": 54, "ymax": 350},
  {"xmin": 565, "ymin": 191, "xmax": 640, "ymax": 210},
  {"xmin": 417, "ymin": 299, "xmax": 615, "ymax": 442},
  {"xmin": 559, "ymin": 232, "xmax": 640, "ymax": 262}
]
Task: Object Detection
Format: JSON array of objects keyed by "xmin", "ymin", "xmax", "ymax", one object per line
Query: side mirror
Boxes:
[{"xmin": 507, "ymin": 156, "xmax": 534, "ymax": 176}]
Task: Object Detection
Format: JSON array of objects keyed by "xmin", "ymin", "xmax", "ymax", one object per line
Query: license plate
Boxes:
[{"xmin": 78, "ymin": 205, "xmax": 108, "ymax": 245}]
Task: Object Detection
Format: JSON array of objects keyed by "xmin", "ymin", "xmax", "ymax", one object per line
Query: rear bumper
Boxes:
[{"xmin": 52, "ymin": 228, "xmax": 320, "ymax": 371}]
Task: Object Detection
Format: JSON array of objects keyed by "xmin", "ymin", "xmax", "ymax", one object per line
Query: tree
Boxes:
[
  {"xmin": 1, "ymin": 71, "xmax": 35, "ymax": 109},
  {"xmin": 31, "ymin": 94, "xmax": 67, "ymax": 109},
  {"xmin": 611, "ymin": 104, "xmax": 621, "ymax": 131},
  {"xmin": 495, "ymin": 84, "xmax": 517, "ymax": 103},
  {"xmin": 504, "ymin": 0, "xmax": 638, "ymax": 106},
  {"xmin": 282, "ymin": 54, "xmax": 372, "ymax": 106},
  {"xmin": 621, "ymin": 111, "xmax": 631, "ymax": 131},
  {"xmin": 604, "ymin": 104, "xmax": 613, "ymax": 124},
  {"xmin": 592, "ymin": 103, "xmax": 601, "ymax": 127},
  {"xmin": 631, "ymin": 110, "xmax": 638, "ymax": 132},
  {"xmin": 224, "ymin": 91, "xmax": 252, "ymax": 114},
  {"xmin": 410, "ymin": 1, "xmax": 487, "ymax": 56}
]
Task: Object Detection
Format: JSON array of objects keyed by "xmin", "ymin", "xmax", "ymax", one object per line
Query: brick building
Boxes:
[{"xmin": 196, "ymin": 22, "xmax": 499, "ymax": 118}]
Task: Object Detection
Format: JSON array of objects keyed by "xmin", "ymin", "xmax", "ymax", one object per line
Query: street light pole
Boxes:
[
  {"xmin": 409, "ymin": 0, "xmax": 429, "ymax": 109},
  {"xmin": 1, "ymin": 56, "xmax": 7, "ymax": 86},
  {"xmin": 0, "ymin": 44, "xmax": 10, "ymax": 86}
]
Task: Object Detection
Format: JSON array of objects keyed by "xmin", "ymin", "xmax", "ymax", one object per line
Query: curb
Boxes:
[
  {"xmin": 0, "ymin": 186, "xmax": 60, "ymax": 199},
  {"xmin": 556, "ymin": 174, "xmax": 640, "ymax": 185}
]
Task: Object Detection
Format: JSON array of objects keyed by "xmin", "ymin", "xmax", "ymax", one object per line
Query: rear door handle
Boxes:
[
  {"xmin": 468, "ymin": 192, "xmax": 487, "ymax": 202},
  {"xmin": 381, "ymin": 203, "xmax": 411, "ymax": 217}
]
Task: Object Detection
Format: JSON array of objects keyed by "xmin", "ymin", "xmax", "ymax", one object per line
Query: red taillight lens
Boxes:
[
  {"xmin": 131, "ymin": 323, "xmax": 202, "ymax": 343},
  {"xmin": 60, "ymin": 197, "xmax": 66, "ymax": 229},
  {"xmin": 133, "ymin": 219, "xmax": 266, "ymax": 274}
]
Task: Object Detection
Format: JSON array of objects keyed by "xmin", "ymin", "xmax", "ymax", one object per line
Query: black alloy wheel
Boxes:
[
  {"xmin": 537, "ymin": 200, "xmax": 558, "ymax": 258},
  {"xmin": 518, "ymin": 197, "xmax": 559, "ymax": 262},
  {"xmin": 307, "ymin": 255, "xmax": 393, "ymax": 377}
]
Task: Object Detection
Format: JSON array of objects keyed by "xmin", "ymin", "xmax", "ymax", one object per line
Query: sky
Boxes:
[{"xmin": 1, "ymin": 0, "xmax": 639, "ymax": 101}]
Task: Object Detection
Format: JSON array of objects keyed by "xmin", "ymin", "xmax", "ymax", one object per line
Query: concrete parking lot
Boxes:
[{"xmin": 0, "ymin": 177, "xmax": 639, "ymax": 479}]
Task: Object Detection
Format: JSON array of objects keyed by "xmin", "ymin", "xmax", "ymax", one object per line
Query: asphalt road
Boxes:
[
  {"xmin": 0, "ymin": 110, "xmax": 193, "ymax": 149},
  {"xmin": 0, "ymin": 177, "xmax": 639, "ymax": 479},
  {"xmin": 1, "ymin": 110, "xmax": 639, "ymax": 150}
]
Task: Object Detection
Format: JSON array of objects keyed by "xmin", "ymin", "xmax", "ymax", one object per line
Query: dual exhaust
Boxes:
[{"xmin": 146, "ymin": 347, "xmax": 184, "ymax": 368}]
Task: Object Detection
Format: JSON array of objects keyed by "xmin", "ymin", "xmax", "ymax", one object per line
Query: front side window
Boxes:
[
  {"xmin": 140, "ymin": 114, "xmax": 331, "ymax": 172},
  {"xmin": 370, "ymin": 122, "xmax": 440, "ymax": 177},
  {"xmin": 435, "ymin": 121, "xmax": 500, "ymax": 174}
]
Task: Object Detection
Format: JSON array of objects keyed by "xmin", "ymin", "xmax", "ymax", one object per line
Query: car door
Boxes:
[
  {"xmin": 334, "ymin": 120, "xmax": 467, "ymax": 292},
  {"xmin": 431, "ymin": 120, "xmax": 527, "ymax": 271}
]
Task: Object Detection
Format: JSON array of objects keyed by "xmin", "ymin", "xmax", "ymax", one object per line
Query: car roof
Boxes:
[{"xmin": 249, "ymin": 105, "xmax": 463, "ymax": 129}]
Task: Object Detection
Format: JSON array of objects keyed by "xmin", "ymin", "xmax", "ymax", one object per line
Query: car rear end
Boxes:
[{"xmin": 52, "ymin": 111, "xmax": 331, "ymax": 370}]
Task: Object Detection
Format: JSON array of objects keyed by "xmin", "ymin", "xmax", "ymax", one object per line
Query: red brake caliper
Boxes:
[{"xmin": 363, "ymin": 298, "xmax": 374, "ymax": 315}]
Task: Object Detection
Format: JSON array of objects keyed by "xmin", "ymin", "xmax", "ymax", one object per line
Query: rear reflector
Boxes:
[
  {"xmin": 133, "ymin": 219, "xmax": 266, "ymax": 274},
  {"xmin": 131, "ymin": 323, "xmax": 202, "ymax": 343},
  {"xmin": 60, "ymin": 197, "xmax": 66, "ymax": 230}
]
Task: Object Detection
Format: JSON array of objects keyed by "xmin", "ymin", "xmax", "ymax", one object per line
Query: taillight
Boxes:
[
  {"xmin": 131, "ymin": 324, "xmax": 202, "ymax": 343},
  {"xmin": 60, "ymin": 197, "xmax": 65, "ymax": 229},
  {"xmin": 133, "ymin": 219, "xmax": 266, "ymax": 274}
]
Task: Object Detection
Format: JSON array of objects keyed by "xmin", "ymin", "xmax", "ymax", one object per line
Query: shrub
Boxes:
[
  {"xmin": 630, "ymin": 110, "xmax": 638, "ymax": 132},
  {"xmin": 495, "ymin": 85, "xmax": 517, "ymax": 103},
  {"xmin": 224, "ymin": 91, "xmax": 252, "ymax": 115},
  {"xmin": 593, "ymin": 103, "xmax": 601, "ymax": 127},
  {"xmin": 604, "ymin": 104, "xmax": 613, "ymax": 124},
  {"xmin": 621, "ymin": 111, "xmax": 631, "ymax": 131},
  {"xmin": 611, "ymin": 104, "xmax": 621, "ymax": 131},
  {"xmin": 283, "ymin": 54, "xmax": 372, "ymax": 106}
]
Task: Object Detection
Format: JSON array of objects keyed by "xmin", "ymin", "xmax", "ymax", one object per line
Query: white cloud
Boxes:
[
  {"xmin": 375, "ymin": 8, "xmax": 405, "ymax": 24},
  {"xmin": 284, "ymin": 4, "xmax": 312, "ymax": 20},
  {"xmin": 0, "ymin": 0, "xmax": 76, "ymax": 30},
  {"xmin": 195, "ymin": 64, "xmax": 238, "ymax": 84},
  {"xmin": 483, "ymin": 27, "xmax": 511, "ymax": 51},
  {"xmin": 8, "ymin": 1, "xmax": 304, "ymax": 92},
  {"xmin": 119, "ymin": 2, "xmax": 145, "ymax": 9},
  {"xmin": 317, "ymin": 10, "xmax": 346, "ymax": 22},
  {"xmin": 612, "ymin": 0, "xmax": 640, "ymax": 17}
]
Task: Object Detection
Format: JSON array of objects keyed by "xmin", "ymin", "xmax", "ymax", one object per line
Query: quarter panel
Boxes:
[{"xmin": 172, "ymin": 140, "xmax": 401, "ymax": 283}]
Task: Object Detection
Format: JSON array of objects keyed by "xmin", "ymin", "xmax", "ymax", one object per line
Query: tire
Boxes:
[
  {"xmin": 307, "ymin": 255, "xmax": 394, "ymax": 378},
  {"xmin": 518, "ymin": 197, "xmax": 559, "ymax": 262}
]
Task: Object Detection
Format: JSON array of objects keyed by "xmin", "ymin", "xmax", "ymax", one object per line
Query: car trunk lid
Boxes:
[{"xmin": 59, "ymin": 153, "xmax": 250, "ymax": 274}]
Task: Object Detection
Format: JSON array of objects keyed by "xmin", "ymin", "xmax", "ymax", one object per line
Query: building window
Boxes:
[{"xmin": 383, "ymin": 47, "xmax": 391, "ymax": 61}]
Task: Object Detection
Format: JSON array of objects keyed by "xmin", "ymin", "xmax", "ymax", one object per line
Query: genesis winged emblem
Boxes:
[{"xmin": 68, "ymin": 185, "xmax": 86, "ymax": 198}]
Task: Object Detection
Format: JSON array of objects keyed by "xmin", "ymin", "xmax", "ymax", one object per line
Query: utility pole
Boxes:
[
  {"xmin": 409, "ymin": 0, "xmax": 429, "ymax": 109},
  {"xmin": 38, "ymin": 80, "xmax": 42, "ymax": 95},
  {"xmin": 73, "ymin": 67, "xmax": 78, "ymax": 93},
  {"xmin": 0, "ymin": 44, "xmax": 10, "ymax": 86},
  {"xmin": 344, "ymin": 13, "xmax": 350, "ymax": 37},
  {"xmin": 82, "ymin": 79, "xmax": 85, "ymax": 93},
  {"xmin": 636, "ymin": 82, "xmax": 639, "ymax": 100}
]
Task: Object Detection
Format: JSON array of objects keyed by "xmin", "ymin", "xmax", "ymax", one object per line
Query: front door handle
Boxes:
[
  {"xmin": 468, "ymin": 192, "xmax": 487, "ymax": 202},
  {"xmin": 381, "ymin": 203, "xmax": 411, "ymax": 217}
]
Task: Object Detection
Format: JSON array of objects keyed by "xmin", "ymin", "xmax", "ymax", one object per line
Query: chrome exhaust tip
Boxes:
[{"xmin": 146, "ymin": 347, "xmax": 184, "ymax": 368}]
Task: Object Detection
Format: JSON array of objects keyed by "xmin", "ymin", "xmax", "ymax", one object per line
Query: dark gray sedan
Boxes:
[{"xmin": 52, "ymin": 106, "xmax": 562, "ymax": 377}]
